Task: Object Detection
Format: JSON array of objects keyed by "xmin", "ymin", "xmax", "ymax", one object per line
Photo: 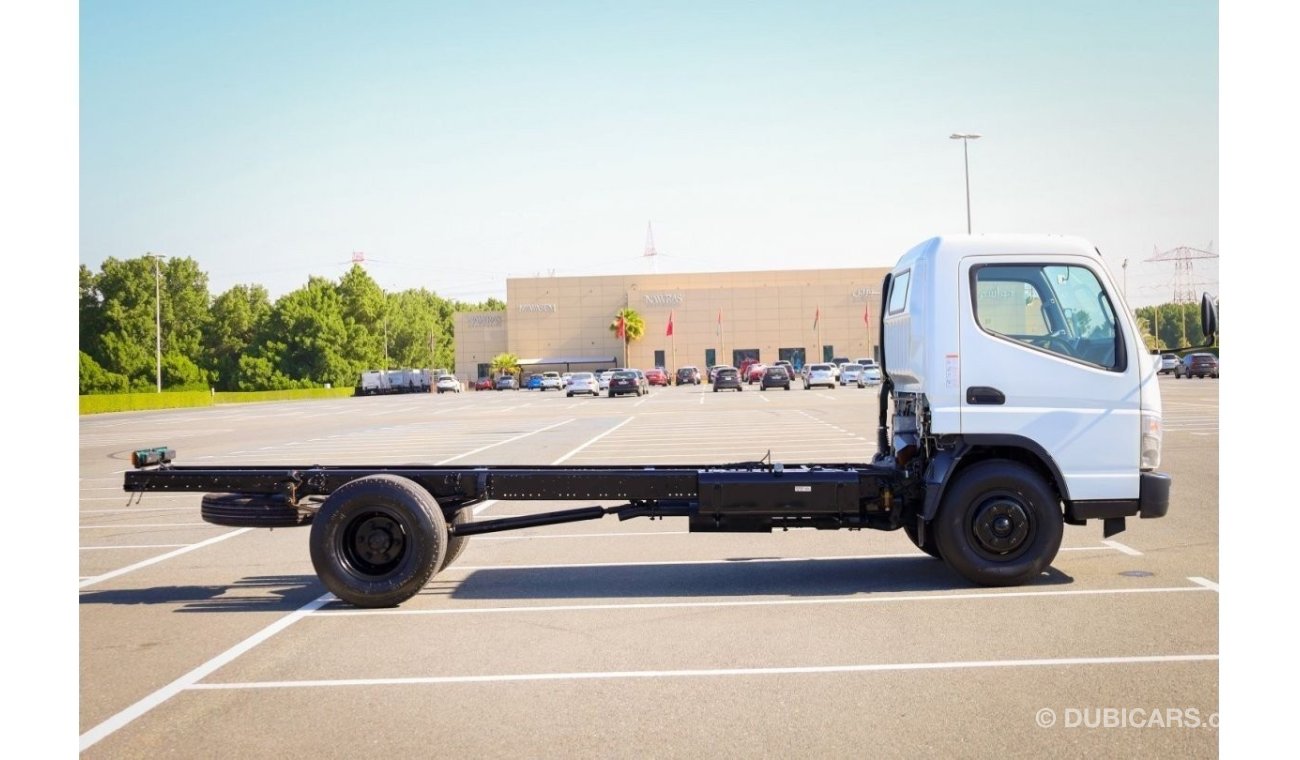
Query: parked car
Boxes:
[
  {"xmin": 561, "ymin": 372, "xmax": 573, "ymax": 387},
  {"xmin": 774, "ymin": 360, "xmax": 796, "ymax": 382},
  {"xmin": 805, "ymin": 363, "xmax": 836, "ymax": 390},
  {"xmin": 495, "ymin": 375, "xmax": 517, "ymax": 390},
  {"xmin": 541, "ymin": 371, "xmax": 563, "ymax": 391},
  {"xmin": 860, "ymin": 359, "xmax": 882, "ymax": 385},
  {"xmin": 675, "ymin": 366, "xmax": 701, "ymax": 385},
  {"xmin": 707, "ymin": 366, "xmax": 721, "ymax": 383},
  {"xmin": 595, "ymin": 371, "xmax": 611, "ymax": 391},
  {"xmin": 712, "ymin": 366, "xmax": 743, "ymax": 392},
  {"xmin": 829, "ymin": 357, "xmax": 849, "ymax": 379},
  {"xmin": 1159, "ymin": 354, "xmax": 1179, "ymax": 374},
  {"xmin": 1175, "ymin": 353, "xmax": 1219, "ymax": 379},
  {"xmin": 745, "ymin": 363, "xmax": 768, "ymax": 384},
  {"xmin": 566, "ymin": 372, "xmax": 599, "ymax": 397},
  {"xmin": 738, "ymin": 358, "xmax": 761, "ymax": 383},
  {"xmin": 608, "ymin": 370, "xmax": 648, "ymax": 397},
  {"xmin": 839, "ymin": 363, "xmax": 865, "ymax": 387},
  {"xmin": 760, "ymin": 365, "xmax": 791, "ymax": 390},
  {"xmin": 474, "ymin": 377, "xmax": 494, "ymax": 391},
  {"xmin": 645, "ymin": 368, "xmax": 669, "ymax": 386},
  {"xmin": 435, "ymin": 374, "xmax": 462, "ymax": 394}
]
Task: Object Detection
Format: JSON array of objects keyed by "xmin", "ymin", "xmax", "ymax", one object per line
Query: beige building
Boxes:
[{"xmin": 454, "ymin": 267, "xmax": 892, "ymax": 383}]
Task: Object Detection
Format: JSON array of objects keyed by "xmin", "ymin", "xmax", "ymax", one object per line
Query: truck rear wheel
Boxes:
[
  {"xmin": 309, "ymin": 475, "xmax": 447, "ymax": 608},
  {"xmin": 933, "ymin": 460, "xmax": 1062, "ymax": 586},
  {"xmin": 442, "ymin": 507, "xmax": 472, "ymax": 570}
]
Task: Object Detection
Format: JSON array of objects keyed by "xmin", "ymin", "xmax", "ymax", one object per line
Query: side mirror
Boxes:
[{"xmin": 1200, "ymin": 293, "xmax": 1218, "ymax": 340}]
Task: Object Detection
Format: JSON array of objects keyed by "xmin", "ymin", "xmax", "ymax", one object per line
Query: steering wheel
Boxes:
[{"xmin": 1043, "ymin": 330, "xmax": 1075, "ymax": 356}]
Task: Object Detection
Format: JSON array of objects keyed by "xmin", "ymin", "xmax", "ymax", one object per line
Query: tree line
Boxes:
[
  {"xmin": 1133, "ymin": 301, "xmax": 1219, "ymax": 352},
  {"xmin": 79, "ymin": 256, "xmax": 504, "ymax": 394}
]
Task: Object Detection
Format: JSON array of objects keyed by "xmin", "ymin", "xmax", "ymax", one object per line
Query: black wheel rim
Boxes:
[
  {"xmin": 339, "ymin": 509, "xmax": 408, "ymax": 577},
  {"xmin": 969, "ymin": 493, "xmax": 1032, "ymax": 560}
]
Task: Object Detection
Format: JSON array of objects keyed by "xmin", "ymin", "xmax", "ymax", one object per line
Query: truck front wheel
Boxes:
[
  {"xmin": 902, "ymin": 520, "xmax": 942, "ymax": 560},
  {"xmin": 309, "ymin": 474, "xmax": 447, "ymax": 608},
  {"xmin": 932, "ymin": 460, "xmax": 1063, "ymax": 586}
]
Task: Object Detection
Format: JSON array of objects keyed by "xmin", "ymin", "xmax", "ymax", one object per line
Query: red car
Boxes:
[
  {"xmin": 644, "ymin": 368, "xmax": 669, "ymax": 386},
  {"xmin": 745, "ymin": 363, "xmax": 767, "ymax": 384},
  {"xmin": 474, "ymin": 377, "xmax": 494, "ymax": 390}
]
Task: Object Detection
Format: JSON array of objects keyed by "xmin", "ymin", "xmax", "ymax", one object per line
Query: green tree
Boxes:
[
  {"xmin": 79, "ymin": 351, "xmax": 129, "ymax": 394},
  {"xmin": 204, "ymin": 284, "xmax": 272, "ymax": 390},
  {"xmin": 262, "ymin": 276, "xmax": 352, "ymax": 387},
  {"xmin": 337, "ymin": 265, "xmax": 387, "ymax": 372},
  {"xmin": 609, "ymin": 307, "xmax": 645, "ymax": 366}
]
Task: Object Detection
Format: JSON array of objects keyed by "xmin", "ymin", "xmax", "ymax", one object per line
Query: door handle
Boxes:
[{"xmin": 966, "ymin": 386, "xmax": 1005, "ymax": 405}]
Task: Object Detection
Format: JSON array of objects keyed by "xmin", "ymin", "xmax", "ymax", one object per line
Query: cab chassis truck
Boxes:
[{"xmin": 123, "ymin": 235, "xmax": 1217, "ymax": 608}]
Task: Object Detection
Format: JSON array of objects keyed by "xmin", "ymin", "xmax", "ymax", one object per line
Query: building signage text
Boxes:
[
  {"xmin": 465, "ymin": 313, "xmax": 505, "ymax": 327},
  {"xmin": 643, "ymin": 293, "xmax": 684, "ymax": 306},
  {"xmin": 517, "ymin": 304, "xmax": 558, "ymax": 313}
]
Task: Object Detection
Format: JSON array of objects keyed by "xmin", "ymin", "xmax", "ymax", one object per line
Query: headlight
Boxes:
[{"xmin": 1140, "ymin": 412, "xmax": 1163, "ymax": 470}]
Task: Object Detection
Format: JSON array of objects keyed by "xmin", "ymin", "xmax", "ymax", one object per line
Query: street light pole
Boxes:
[{"xmin": 949, "ymin": 133, "xmax": 981, "ymax": 234}]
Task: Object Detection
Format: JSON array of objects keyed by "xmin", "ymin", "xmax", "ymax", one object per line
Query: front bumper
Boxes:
[{"xmin": 1066, "ymin": 472, "xmax": 1171, "ymax": 521}]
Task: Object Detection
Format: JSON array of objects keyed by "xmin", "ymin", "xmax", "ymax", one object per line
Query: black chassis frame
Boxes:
[{"xmin": 124, "ymin": 461, "xmax": 911, "ymax": 537}]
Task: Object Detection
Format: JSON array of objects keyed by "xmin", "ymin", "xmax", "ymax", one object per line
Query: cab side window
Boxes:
[{"xmin": 973, "ymin": 264, "xmax": 1123, "ymax": 371}]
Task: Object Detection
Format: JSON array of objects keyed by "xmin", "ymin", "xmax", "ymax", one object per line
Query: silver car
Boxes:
[
  {"xmin": 566, "ymin": 372, "xmax": 599, "ymax": 397},
  {"xmin": 805, "ymin": 363, "xmax": 837, "ymax": 390},
  {"xmin": 839, "ymin": 363, "xmax": 865, "ymax": 387}
]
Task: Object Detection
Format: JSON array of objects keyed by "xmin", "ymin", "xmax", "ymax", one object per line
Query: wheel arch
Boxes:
[{"xmin": 920, "ymin": 435, "xmax": 1069, "ymax": 522}]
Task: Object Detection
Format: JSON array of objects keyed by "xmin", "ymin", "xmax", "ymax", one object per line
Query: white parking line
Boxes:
[
  {"xmin": 435, "ymin": 419, "xmax": 575, "ymax": 465},
  {"xmin": 187, "ymin": 653, "xmax": 1219, "ymax": 691},
  {"xmin": 551, "ymin": 417, "xmax": 635, "ymax": 464},
  {"xmin": 80, "ymin": 523, "xmax": 215, "ymax": 529},
  {"xmin": 78, "ymin": 529, "xmax": 251, "ymax": 589},
  {"xmin": 80, "ymin": 544, "xmax": 190, "ymax": 551},
  {"xmin": 1188, "ymin": 576, "xmax": 1219, "ymax": 591},
  {"xmin": 1101, "ymin": 539, "xmax": 1143, "ymax": 556},
  {"xmin": 79, "ymin": 593, "xmax": 335, "ymax": 752}
]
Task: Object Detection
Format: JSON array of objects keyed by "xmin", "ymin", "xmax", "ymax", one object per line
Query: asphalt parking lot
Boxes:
[{"xmin": 79, "ymin": 377, "xmax": 1219, "ymax": 757}]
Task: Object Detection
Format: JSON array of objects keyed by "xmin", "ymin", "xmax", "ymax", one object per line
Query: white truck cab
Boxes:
[{"xmin": 881, "ymin": 235, "xmax": 1172, "ymax": 577}]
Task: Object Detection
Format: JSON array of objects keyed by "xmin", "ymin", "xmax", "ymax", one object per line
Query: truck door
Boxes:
[{"xmin": 958, "ymin": 256, "xmax": 1138, "ymax": 501}]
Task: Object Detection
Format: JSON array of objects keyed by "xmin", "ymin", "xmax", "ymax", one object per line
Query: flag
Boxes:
[
  {"xmin": 616, "ymin": 315, "xmax": 625, "ymax": 339},
  {"xmin": 813, "ymin": 307, "xmax": 820, "ymax": 330},
  {"xmin": 716, "ymin": 308, "xmax": 722, "ymax": 336},
  {"xmin": 666, "ymin": 311, "xmax": 674, "ymax": 337},
  {"xmin": 864, "ymin": 299, "xmax": 870, "ymax": 325}
]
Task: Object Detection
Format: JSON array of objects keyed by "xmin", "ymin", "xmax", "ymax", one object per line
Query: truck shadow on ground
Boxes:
[
  {"xmin": 79, "ymin": 575, "xmax": 322, "ymax": 612},
  {"xmin": 442, "ymin": 556, "xmax": 1074, "ymax": 602}
]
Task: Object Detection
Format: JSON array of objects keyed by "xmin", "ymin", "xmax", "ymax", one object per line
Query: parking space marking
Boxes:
[
  {"xmin": 78, "ymin": 529, "xmax": 251, "ymax": 589},
  {"xmin": 79, "ymin": 593, "xmax": 335, "ymax": 752},
  {"xmin": 435, "ymin": 419, "xmax": 575, "ymax": 464},
  {"xmin": 471, "ymin": 499, "xmax": 500, "ymax": 516},
  {"xmin": 1101, "ymin": 539, "xmax": 1143, "ymax": 556},
  {"xmin": 1188, "ymin": 576, "xmax": 1219, "ymax": 591},
  {"xmin": 322, "ymin": 582, "xmax": 1215, "ymax": 618},
  {"xmin": 551, "ymin": 416, "xmax": 635, "ymax": 464},
  {"xmin": 440, "ymin": 544, "xmax": 1139, "ymax": 573},
  {"xmin": 187, "ymin": 653, "xmax": 1218, "ymax": 692},
  {"xmin": 81, "ymin": 544, "xmax": 190, "ymax": 551},
  {"xmin": 80, "ymin": 523, "xmax": 215, "ymax": 529}
]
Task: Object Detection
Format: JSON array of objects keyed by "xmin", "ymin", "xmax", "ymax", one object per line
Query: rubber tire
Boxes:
[
  {"xmin": 902, "ymin": 520, "xmax": 943, "ymax": 560},
  {"xmin": 442, "ymin": 507, "xmax": 472, "ymax": 571},
  {"xmin": 201, "ymin": 493, "xmax": 313, "ymax": 528},
  {"xmin": 567, "ymin": 392, "xmax": 573, "ymax": 397},
  {"xmin": 714, "ymin": 387, "xmax": 719, "ymax": 392},
  {"xmin": 932, "ymin": 460, "xmax": 1063, "ymax": 586},
  {"xmin": 309, "ymin": 474, "xmax": 447, "ymax": 608}
]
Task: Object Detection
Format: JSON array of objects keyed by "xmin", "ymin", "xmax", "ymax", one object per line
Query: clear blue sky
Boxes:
[{"xmin": 79, "ymin": 0, "xmax": 1218, "ymax": 307}]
